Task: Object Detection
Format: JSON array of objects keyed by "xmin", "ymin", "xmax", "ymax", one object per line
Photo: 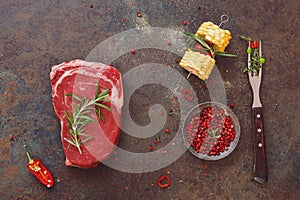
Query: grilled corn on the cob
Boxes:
[
  {"xmin": 195, "ymin": 21, "xmax": 231, "ymax": 52},
  {"xmin": 179, "ymin": 49, "xmax": 216, "ymax": 80}
]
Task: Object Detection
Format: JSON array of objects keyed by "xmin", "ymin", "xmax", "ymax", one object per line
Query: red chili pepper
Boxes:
[
  {"xmin": 157, "ymin": 175, "xmax": 171, "ymax": 188},
  {"xmin": 250, "ymin": 40, "xmax": 259, "ymax": 49},
  {"xmin": 24, "ymin": 145, "xmax": 54, "ymax": 188},
  {"xmin": 182, "ymin": 89, "xmax": 194, "ymax": 101}
]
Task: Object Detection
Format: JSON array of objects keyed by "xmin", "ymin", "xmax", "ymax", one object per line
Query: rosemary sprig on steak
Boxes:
[{"xmin": 64, "ymin": 87, "xmax": 111, "ymax": 154}]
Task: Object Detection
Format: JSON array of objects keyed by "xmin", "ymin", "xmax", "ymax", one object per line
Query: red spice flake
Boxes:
[
  {"xmin": 154, "ymin": 139, "xmax": 159, "ymax": 144},
  {"xmin": 182, "ymin": 89, "xmax": 194, "ymax": 101},
  {"xmin": 83, "ymin": 2, "xmax": 87, "ymax": 7},
  {"xmin": 56, "ymin": 178, "xmax": 61, "ymax": 183},
  {"xmin": 203, "ymin": 172, "xmax": 208, "ymax": 176},
  {"xmin": 90, "ymin": 4, "xmax": 94, "ymax": 9},
  {"xmin": 164, "ymin": 128, "xmax": 170, "ymax": 133},
  {"xmin": 203, "ymin": 164, "xmax": 208, "ymax": 169},
  {"xmin": 121, "ymin": 18, "xmax": 126, "ymax": 23},
  {"xmin": 229, "ymin": 103, "xmax": 235, "ymax": 108},
  {"xmin": 151, "ymin": 183, "xmax": 155, "ymax": 187},
  {"xmin": 99, "ymin": 13, "xmax": 103, "ymax": 17},
  {"xmin": 130, "ymin": 49, "xmax": 135, "ymax": 54},
  {"xmin": 136, "ymin": 12, "xmax": 142, "ymax": 17},
  {"xmin": 109, "ymin": 63, "xmax": 113, "ymax": 67},
  {"xmin": 175, "ymin": 58, "xmax": 180, "ymax": 63},
  {"xmin": 9, "ymin": 135, "xmax": 14, "ymax": 141},
  {"xmin": 182, "ymin": 21, "xmax": 187, "ymax": 26},
  {"xmin": 124, "ymin": 186, "xmax": 129, "ymax": 190},
  {"xmin": 114, "ymin": 157, "xmax": 119, "ymax": 161}
]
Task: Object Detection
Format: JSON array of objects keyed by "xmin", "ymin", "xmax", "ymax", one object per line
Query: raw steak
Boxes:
[{"xmin": 50, "ymin": 60, "xmax": 123, "ymax": 168}]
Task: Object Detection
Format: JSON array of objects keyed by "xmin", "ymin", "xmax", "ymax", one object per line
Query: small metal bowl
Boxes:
[{"xmin": 182, "ymin": 102, "xmax": 240, "ymax": 160}]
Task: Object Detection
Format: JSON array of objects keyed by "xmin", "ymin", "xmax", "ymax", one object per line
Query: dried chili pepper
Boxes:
[
  {"xmin": 23, "ymin": 145, "xmax": 54, "ymax": 188},
  {"xmin": 157, "ymin": 175, "xmax": 171, "ymax": 188}
]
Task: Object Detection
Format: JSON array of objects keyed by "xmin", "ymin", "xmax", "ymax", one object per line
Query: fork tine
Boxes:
[{"xmin": 258, "ymin": 40, "xmax": 262, "ymax": 78}]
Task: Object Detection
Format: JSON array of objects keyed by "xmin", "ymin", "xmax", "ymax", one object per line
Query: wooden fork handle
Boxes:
[{"xmin": 252, "ymin": 107, "xmax": 268, "ymax": 183}]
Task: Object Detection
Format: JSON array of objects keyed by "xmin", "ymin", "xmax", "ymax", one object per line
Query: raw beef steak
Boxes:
[{"xmin": 50, "ymin": 60, "xmax": 123, "ymax": 168}]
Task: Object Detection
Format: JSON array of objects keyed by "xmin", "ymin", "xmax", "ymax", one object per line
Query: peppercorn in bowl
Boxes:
[{"xmin": 182, "ymin": 102, "xmax": 240, "ymax": 160}]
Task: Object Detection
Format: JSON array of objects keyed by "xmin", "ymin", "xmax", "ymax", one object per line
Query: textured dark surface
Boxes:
[{"xmin": 0, "ymin": 0, "xmax": 299, "ymax": 199}]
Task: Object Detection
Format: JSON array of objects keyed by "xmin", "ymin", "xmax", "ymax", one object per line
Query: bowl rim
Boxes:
[{"xmin": 182, "ymin": 101, "xmax": 241, "ymax": 160}]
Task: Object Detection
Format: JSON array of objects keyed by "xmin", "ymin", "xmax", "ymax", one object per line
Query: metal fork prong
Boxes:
[{"xmin": 258, "ymin": 40, "xmax": 262, "ymax": 78}]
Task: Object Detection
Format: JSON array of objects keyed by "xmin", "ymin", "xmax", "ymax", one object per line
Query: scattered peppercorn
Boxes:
[
  {"xmin": 164, "ymin": 128, "xmax": 170, "ymax": 133},
  {"xmin": 149, "ymin": 145, "xmax": 153, "ymax": 151},
  {"xmin": 229, "ymin": 103, "xmax": 235, "ymax": 108},
  {"xmin": 183, "ymin": 21, "xmax": 187, "ymax": 26},
  {"xmin": 137, "ymin": 12, "xmax": 142, "ymax": 17},
  {"xmin": 130, "ymin": 50, "xmax": 135, "ymax": 54},
  {"xmin": 9, "ymin": 135, "xmax": 14, "ymax": 141}
]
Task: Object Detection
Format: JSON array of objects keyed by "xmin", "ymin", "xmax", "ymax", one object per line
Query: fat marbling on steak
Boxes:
[{"xmin": 50, "ymin": 60, "xmax": 123, "ymax": 168}]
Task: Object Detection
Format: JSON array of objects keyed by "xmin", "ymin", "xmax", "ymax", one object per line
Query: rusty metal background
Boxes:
[{"xmin": 0, "ymin": 0, "xmax": 299, "ymax": 199}]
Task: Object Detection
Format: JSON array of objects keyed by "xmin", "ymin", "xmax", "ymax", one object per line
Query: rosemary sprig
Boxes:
[
  {"xmin": 184, "ymin": 31, "xmax": 237, "ymax": 58},
  {"xmin": 239, "ymin": 35, "xmax": 252, "ymax": 42},
  {"xmin": 64, "ymin": 87, "xmax": 111, "ymax": 154},
  {"xmin": 208, "ymin": 129, "xmax": 221, "ymax": 141}
]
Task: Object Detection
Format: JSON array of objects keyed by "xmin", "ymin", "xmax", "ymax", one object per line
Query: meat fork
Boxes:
[{"xmin": 248, "ymin": 40, "xmax": 268, "ymax": 183}]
